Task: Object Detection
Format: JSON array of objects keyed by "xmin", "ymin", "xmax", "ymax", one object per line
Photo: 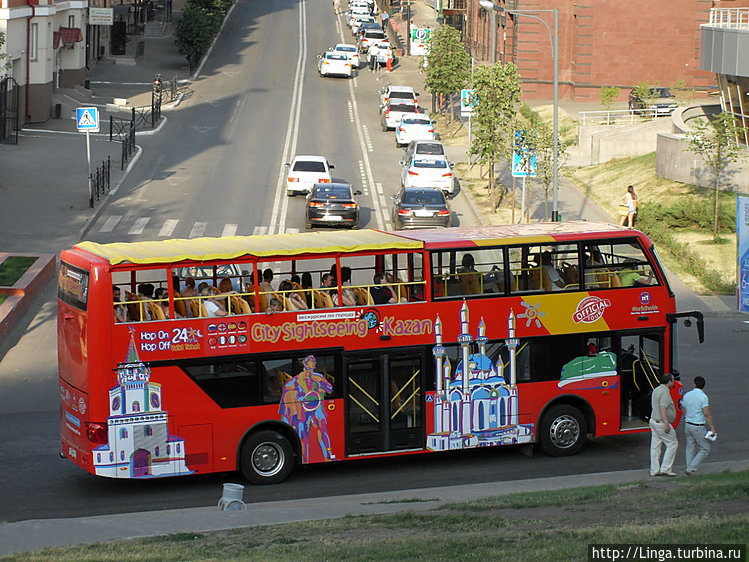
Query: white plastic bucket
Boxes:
[{"xmin": 218, "ymin": 483, "xmax": 246, "ymax": 511}]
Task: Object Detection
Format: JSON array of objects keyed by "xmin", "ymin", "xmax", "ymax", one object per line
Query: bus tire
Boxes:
[
  {"xmin": 240, "ymin": 430, "xmax": 295, "ymax": 485},
  {"xmin": 539, "ymin": 405, "xmax": 586, "ymax": 457}
]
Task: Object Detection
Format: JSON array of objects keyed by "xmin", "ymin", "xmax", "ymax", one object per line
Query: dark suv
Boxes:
[{"xmin": 391, "ymin": 187, "xmax": 451, "ymax": 230}]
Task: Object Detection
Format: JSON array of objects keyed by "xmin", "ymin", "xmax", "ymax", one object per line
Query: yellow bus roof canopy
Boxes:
[{"xmin": 75, "ymin": 230, "xmax": 423, "ymax": 266}]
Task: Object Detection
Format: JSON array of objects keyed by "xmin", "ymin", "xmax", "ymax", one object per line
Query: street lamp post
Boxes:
[{"xmin": 478, "ymin": 0, "xmax": 559, "ymax": 222}]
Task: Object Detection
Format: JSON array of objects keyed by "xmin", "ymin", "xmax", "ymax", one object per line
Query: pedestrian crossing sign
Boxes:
[
  {"xmin": 512, "ymin": 150, "xmax": 537, "ymax": 178},
  {"xmin": 76, "ymin": 107, "xmax": 99, "ymax": 132}
]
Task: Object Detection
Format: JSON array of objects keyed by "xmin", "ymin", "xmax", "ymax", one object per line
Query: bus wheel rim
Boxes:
[
  {"xmin": 549, "ymin": 415, "xmax": 579, "ymax": 449},
  {"xmin": 252, "ymin": 442, "xmax": 283, "ymax": 476}
]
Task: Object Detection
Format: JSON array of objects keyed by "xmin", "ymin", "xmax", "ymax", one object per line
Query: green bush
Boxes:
[{"xmin": 175, "ymin": 0, "xmax": 231, "ymax": 62}]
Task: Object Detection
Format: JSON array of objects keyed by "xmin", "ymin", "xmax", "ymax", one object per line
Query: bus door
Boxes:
[
  {"xmin": 344, "ymin": 349, "xmax": 425, "ymax": 456},
  {"xmin": 619, "ymin": 331, "xmax": 663, "ymax": 430}
]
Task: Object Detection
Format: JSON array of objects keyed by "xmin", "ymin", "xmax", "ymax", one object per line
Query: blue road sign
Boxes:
[
  {"xmin": 76, "ymin": 107, "xmax": 99, "ymax": 132},
  {"xmin": 512, "ymin": 129, "xmax": 536, "ymax": 177},
  {"xmin": 460, "ymin": 89, "xmax": 476, "ymax": 116}
]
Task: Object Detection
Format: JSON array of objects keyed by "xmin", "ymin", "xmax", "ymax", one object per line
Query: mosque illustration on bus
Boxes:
[{"xmin": 93, "ymin": 303, "xmax": 616, "ymax": 477}]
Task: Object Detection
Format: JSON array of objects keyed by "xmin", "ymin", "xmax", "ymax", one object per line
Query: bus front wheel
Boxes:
[
  {"xmin": 240, "ymin": 430, "xmax": 295, "ymax": 484},
  {"xmin": 539, "ymin": 405, "xmax": 586, "ymax": 456}
]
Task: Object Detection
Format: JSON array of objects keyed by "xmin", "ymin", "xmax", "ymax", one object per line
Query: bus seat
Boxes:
[
  {"xmin": 125, "ymin": 292, "xmax": 148, "ymax": 322},
  {"xmin": 609, "ymin": 272, "xmax": 622, "ymax": 288},
  {"xmin": 189, "ymin": 299, "xmax": 208, "ymax": 318},
  {"xmin": 255, "ymin": 292, "xmax": 268, "ymax": 313},
  {"xmin": 173, "ymin": 292, "xmax": 188, "ymax": 318},
  {"xmin": 147, "ymin": 300, "xmax": 166, "ymax": 321},
  {"xmin": 313, "ymin": 290, "xmax": 334, "ymax": 309},
  {"xmin": 460, "ymin": 273, "xmax": 480, "ymax": 295},
  {"xmin": 230, "ymin": 295, "xmax": 251, "ymax": 314},
  {"xmin": 528, "ymin": 268, "xmax": 542, "ymax": 290},
  {"xmin": 353, "ymin": 286, "xmax": 374, "ymax": 305}
]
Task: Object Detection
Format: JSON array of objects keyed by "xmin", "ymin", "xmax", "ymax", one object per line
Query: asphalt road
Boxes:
[{"xmin": 0, "ymin": 0, "xmax": 746, "ymax": 524}]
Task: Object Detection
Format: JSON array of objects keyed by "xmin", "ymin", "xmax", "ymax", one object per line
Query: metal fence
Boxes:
[
  {"xmin": 579, "ymin": 108, "xmax": 663, "ymax": 126},
  {"xmin": 707, "ymin": 7, "xmax": 749, "ymax": 29},
  {"xmin": 110, "ymin": 115, "xmax": 136, "ymax": 170},
  {"xmin": 89, "ymin": 156, "xmax": 111, "ymax": 208}
]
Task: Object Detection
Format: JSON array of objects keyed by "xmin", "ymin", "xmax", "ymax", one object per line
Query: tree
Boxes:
[
  {"xmin": 423, "ymin": 26, "xmax": 470, "ymax": 122},
  {"xmin": 0, "ymin": 32, "xmax": 7, "ymax": 73},
  {"xmin": 175, "ymin": 0, "xmax": 230, "ymax": 68},
  {"xmin": 631, "ymin": 81, "xmax": 660, "ymax": 113},
  {"xmin": 469, "ymin": 62, "xmax": 522, "ymax": 210},
  {"xmin": 528, "ymin": 120, "xmax": 567, "ymax": 221},
  {"xmin": 599, "ymin": 86, "xmax": 620, "ymax": 112},
  {"xmin": 686, "ymin": 111, "xmax": 747, "ymax": 240}
]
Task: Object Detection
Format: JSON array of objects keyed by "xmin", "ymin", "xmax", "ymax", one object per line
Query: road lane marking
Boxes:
[
  {"xmin": 99, "ymin": 215, "xmax": 122, "ymax": 233},
  {"xmin": 129, "ymin": 217, "xmax": 150, "ymax": 235},
  {"xmin": 222, "ymin": 224, "xmax": 238, "ymax": 237},
  {"xmin": 253, "ymin": 225, "xmax": 269, "ymax": 235},
  {"xmin": 189, "ymin": 222, "xmax": 207, "ymax": 238},
  {"xmin": 270, "ymin": 0, "xmax": 307, "ymax": 235},
  {"xmin": 158, "ymin": 219, "xmax": 179, "ymax": 237}
]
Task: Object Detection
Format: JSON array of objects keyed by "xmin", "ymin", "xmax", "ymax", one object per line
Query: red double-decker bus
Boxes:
[{"xmin": 58, "ymin": 222, "xmax": 703, "ymax": 483}]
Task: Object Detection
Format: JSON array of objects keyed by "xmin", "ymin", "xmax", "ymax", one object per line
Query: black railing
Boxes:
[
  {"xmin": 89, "ymin": 156, "xmax": 111, "ymax": 208},
  {"xmin": 131, "ymin": 97, "xmax": 161, "ymax": 130},
  {"xmin": 110, "ymin": 115, "xmax": 136, "ymax": 170},
  {"xmin": 121, "ymin": 123, "xmax": 136, "ymax": 170}
]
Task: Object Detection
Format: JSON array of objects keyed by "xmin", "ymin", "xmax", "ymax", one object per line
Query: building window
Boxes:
[
  {"xmin": 155, "ymin": 447, "xmax": 160, "ymax": 457},
  {"xmin": 144, "ymin": 425, "xmax": 153, "ymax": 437},
  {"xmin": 30, "ymin": 23, "xmax": 38, "ymax": 61},
  {"xmin": 119, "ymin": 428, "xmax": 128, "ymax": 439},
  {"xmin": 120, "ymin": 450, "xmax": 125, "ymax": 461},
  {"xmin": 68, "ymin": 15, "xmax": 75, "ymax": 27},
  {"xmin": 97, "ymin": 453, "xmax": 101, "ymax": 463},
  {"xmin": 109, "ymin": 452, "xmax": 114, "ymax": 462},
  {"xmin": 167, "ymin": 444, "xmax": 171, "ymax": 455}
]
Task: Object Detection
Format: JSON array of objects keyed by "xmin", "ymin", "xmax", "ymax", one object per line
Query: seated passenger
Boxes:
[
  {"xmin": 200, "ymin": 286, "xmax": 227, "ymax": 317},
  {"xmin": 113, "ymin": 286, "xmax": 128, "ymax": 323},
  {"xmin": 458, "ymin": 254, "xmax": 480, "ymax": 294},
  {"xmin": 267, "ymin": 297, "xmax": 283, "ymax": 313},
  {"xmin": 618, "ymin": 261, "xmax": 653, "ymax": 287},
  {"xmin": 260, "ymin": 268, "xmax": 274, "ymax": 293},
  {"xmin": 370, "ymin": 272, "xmax": 398, "ymax": 304},
  {"xmin": 541, "ymin": 251, "xmax": 565, "ymax": 290},
  {"xmin": 332, "ymin": 266, "xmax": 356, "ymax": 307},
  {"xmin": 182, "ymin": 277, "xmax": 198, "ymax": 297},
  {"xmin": 279, "ymin": 280, "xmax": 308, "ymax": 310}
]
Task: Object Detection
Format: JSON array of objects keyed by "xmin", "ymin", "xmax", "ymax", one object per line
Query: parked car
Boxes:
[
  {"xmin": 305, "ymin": 182, "xmax": 361, "ymax": 229},
  {"xmin": 351, "ymin": 15, "xmax": 375, "ymax": 35},
  {"xmin": 403, "ymin": 140, "xmax": 446, "ymax": 161},
  {"xmin": 628, "ymin": 87, "xmax": 677, "ymax": 115},
  {"xmin": 379, "ymin": 85, "xmax": 419, "ymax": 109},
  {"xmin": 395, "ymin": 114, "xmax": 435, "ymax": 147},
  {"xmin": 317, "ymin": 51, "xmax": 352, "ymax": 78},
  {"xmin": 356, "ymin": 22, "xmax": 382, "ymax": 40},
  {"xmin": 381, "ymin": 100, "xmax": 418, "ymax": 131},
  {"xmin": 400, "ymin": 155, "xmax": 455, "ymax": 194},
  {"xmin": 391, "ymin": 187, "xmax": 451, "ymax": 229},
  {"xmin": 347, "ymin": 7, "xmax": 370, "ymax": 27},
  {"xmin": 285, "ymin": 156, "xmax": 334, "ymax": 196},
  {"xmin": 330, "ymin": 43, "xmax": 360, "ymax": 69},
  {"xmin": 359, "ymin": 29, "xmax": 389, "ymax": 53}
]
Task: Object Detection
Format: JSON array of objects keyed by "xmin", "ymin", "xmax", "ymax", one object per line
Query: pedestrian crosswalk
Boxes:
[{"xmin": 94, "ymin": 215, "xmax": 292, "ymax": 239}]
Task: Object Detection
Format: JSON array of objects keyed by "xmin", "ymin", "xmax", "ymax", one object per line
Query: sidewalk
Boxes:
[{"xmin": 1, "ymin": 458, "xmax": 746, "ymax": 557}]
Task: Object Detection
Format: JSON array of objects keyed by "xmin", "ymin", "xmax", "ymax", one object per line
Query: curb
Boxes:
[{"xmin": 0, "ymin": 253, "xmax": 56, "ymax": 344}]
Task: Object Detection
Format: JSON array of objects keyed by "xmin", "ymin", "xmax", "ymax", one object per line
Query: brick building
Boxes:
[{"xmin": 464, "ymin": 0, "xmax": 726, "ymax": 101}]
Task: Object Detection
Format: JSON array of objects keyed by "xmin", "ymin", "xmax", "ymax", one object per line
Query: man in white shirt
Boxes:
[
  {"xmin": 682, "ymin": 376, "xmax": 716, "ymax": 475},
  {"xmin": 368, "ymin": 43, "xmax": 380, "ymax": 72}
]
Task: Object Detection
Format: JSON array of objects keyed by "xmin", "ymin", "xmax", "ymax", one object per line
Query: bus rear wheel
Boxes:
[
  {"xmin": 539, "ymin": 405, "xmax": 586, "ymax": 456},
  {"xmin": 240, "ymin": 430, "xmax": 295, "ymax": 485}
]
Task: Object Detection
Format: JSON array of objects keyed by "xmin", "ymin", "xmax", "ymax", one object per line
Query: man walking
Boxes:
[
  {"xmin": 649, "ymin": 373, "xmax": 678, "ymax": 477},
  {"xmin": 682, "ymin": 376, "xmax": 716, "ymax": 475}
]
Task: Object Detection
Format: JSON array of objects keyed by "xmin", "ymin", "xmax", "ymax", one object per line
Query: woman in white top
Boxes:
[{"xmin": 619, "ymin": 184, "xmax": 637, "ymax": 228}]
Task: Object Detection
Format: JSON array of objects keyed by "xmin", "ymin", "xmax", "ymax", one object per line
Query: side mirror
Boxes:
[
  {"xmin": 390, "ymin": 194, "xmax": 397, "ymax": 200},
  {"xmin": 449, "ymin": 162, "xmax": 455, "ymax": 169},
  {"xmin": 354, "ymin": 190, "xmax": 362, "ymax": 195},
  {"xmin": 415, "ymin": 92, "xmax": 421, "ymax": 96},
  {"xmin": 284, "ymin": 162, "xmax": 290, "ymax": 167},
  {"xmin": 399, "ymin": 160, "xmax": 405, "ymax": 166},
  {"xmin": 329, "ymin": 164, "xmax": 335, "ymax": 170},
  {"xmin": 317, "ymin": 54, "xmax": 322, "ymax": 59}
]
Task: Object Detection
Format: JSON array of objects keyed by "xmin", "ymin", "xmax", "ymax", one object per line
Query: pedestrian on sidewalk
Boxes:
[
  {"xmin": 619, "ymin": 184, "xmax": 637, "ymax": 228},
  {"xmin": 682, "ymin": 376, "xmax": 716, "ymax": 475},
  {"xmin": 333, "ymin": 0, "xmax": 340, "ymax": 15},
  {"xmin": 649, "ymin": 373, "xmax": 678, "ymax": 477},
  {"xmin": 368, "ymin": 43, "xmax": 380, "ymax": 72}
]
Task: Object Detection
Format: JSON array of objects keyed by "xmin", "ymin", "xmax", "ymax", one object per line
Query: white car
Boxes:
[
  {"xmin": 395, "ymin": 114, "xmax": 435, "ymax": 147},
  {"xmin": 330, "ymin": 43, "xmax": 360, "ymax": 70},
  {"xmin": 285, "ymin": 155, "xmax": 335, "ymax": 196},
  {"xmin": 347, "ymin": 7, "xmax": 370, "ymax": 27},
  {"xmin": 359, "ymin": 29, "xmax": 389, "ymax": 53},
  {"xmin": 379, "ymin": 85, "xmax": 419, "ymax": 109},
  {"xmin": 317, "ymin": 52, "xmax": 352, "ymax": 78},
  {"xmin": 400, "ymin": 155, "xmax": 455, "ymax": 194},
  {"xmin": 352, "ymin": 15, "xmax": 375, "ymax": 35}
]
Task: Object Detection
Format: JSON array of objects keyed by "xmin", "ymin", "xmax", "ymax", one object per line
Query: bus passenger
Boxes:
[
  {"xmin": 370, "ymin": 273, "xmax": 398, "ymax": 304},
  {"xmin": 541, "ymin": 252, "xmax": 565, "ymax": 290},
  {"xmin": 113, "ymin": 286, "xmax": 128, "ymax": 323},
  {"xmin": 301, "ymin": 272, "xmax": 313, "ymax": 308},
  {"xmin": 260, "ymin": 269, "xmax": 274, "ymax": 293},
  {"xmin": 332, "ymin": 266, "xmax": 356, "ymax": 307},
  {"xmin": 200, "ymin": 286, "xmax": 227, "ymax": 317},
  {"xmin": 267, "ymin": 297, "xmax": 283, "ymax": 313},
  {"xmin": 182, "ymin": 277, "xmax": 198, "ymax": 297},
  {"xmin": 279, "ymin": 280, "xmax": 308, "ymax": 310}
]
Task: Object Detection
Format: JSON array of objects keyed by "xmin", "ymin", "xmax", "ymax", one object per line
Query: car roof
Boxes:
[
  {"xmin": 292, "ymin": 155, "xmax": 328, "ymax": 162},
  {"xmin": 388, "ymin": 85, "xmax": 416, "ymax": 93},
  {"xmin": 334, "ymin": 43, "xmax": 358, "ymax": 49}
]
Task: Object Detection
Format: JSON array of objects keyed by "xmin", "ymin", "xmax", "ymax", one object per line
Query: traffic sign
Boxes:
[
  {"xmin": 76, "ymin": 107, "xmax": 99, "ymax": 132},
  {"xmin": 460, "ymin": 89, "xmax": 476, "ymax": 116},
  {"xmin": 410, "ymin": 28, "xmax": 430, "ymax": 56},
  {"xmin": 512, "ymin": 130, "xmax": 536, "ymax": 178}
]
